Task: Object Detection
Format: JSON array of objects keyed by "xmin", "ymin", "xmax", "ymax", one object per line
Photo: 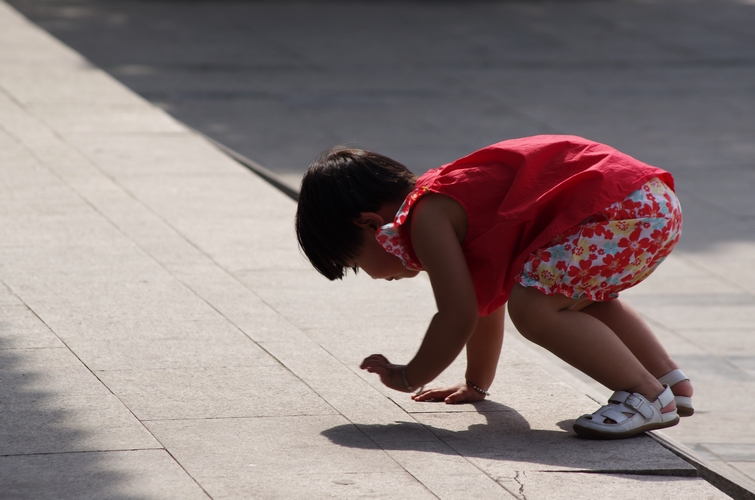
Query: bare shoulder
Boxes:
[
  {"xmin": 411, "ymin": 193, "xmax": 468, "ymax": 245},
  {"xmin": 410, "ymin": 192, "xmax": 477, "ymax": 317}
]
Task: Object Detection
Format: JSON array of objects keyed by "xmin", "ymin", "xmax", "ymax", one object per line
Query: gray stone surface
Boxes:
[
  {"xmin": 0, "ymin": 304, "xmax": 66, "ymax": 349},
  {"xmin": 0, "ymin": 0, "xmax": 751, "ymax": 497},
  {"xmin": 0, "ymin": 346, "xmax": 160, "ymax": 456},
  {"xmin": 510, "ymin": 472, "xmax": 728, "ymax": 500},
  {"xmin": 96, "ymin": 364, "xmax": 336, "ymax": 421},
  {"xmin": 0, "ymin": 450, "xmax": 209, "ymax": 500},
  {"xmin": 145, "ymin": 416, "xmax": 441, "ymax": 499}
]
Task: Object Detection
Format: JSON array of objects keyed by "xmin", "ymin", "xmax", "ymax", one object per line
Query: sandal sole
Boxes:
[
  {"xmin": 573, "ymin": 415, "xmax": 680, "ymax": 440},
  {"xmin": 675, "ymin": 396, "xmax": 694, "ymax": 417},
  {"xmin": 677, "ymin": 406, "xmax": 694, "ymax": 418}
]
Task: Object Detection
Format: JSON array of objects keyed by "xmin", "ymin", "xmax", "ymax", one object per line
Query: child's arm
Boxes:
[
  {"xmin": 465, "ymin": 306, "xmax": 504, "ymax": 388},
  {"xmin": 360, "ymin": 193, "xmax": 486, "ymax": 393},
  {"xmin": 413, "ymin": 307, "xmax": 504, "ymax": 403}
]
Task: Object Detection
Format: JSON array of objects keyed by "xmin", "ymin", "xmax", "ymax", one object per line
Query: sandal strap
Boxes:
[
  {"xmin": 658, "ymin": 369, "xmax": 689, "ymax": 387},
  {"xmin": 607, "ymin": 385, "xmax": 674, "ymax": 419},
  {"xmin": 575, "ymin": 386, "xmax": 680, "ymax": 438},
  {"xmin": 656, "ymin": 384, "xmax": 675, "ymax": 408},
  {"xmin": 599, "ymin": 407, "xmax": 629, "ymax": 424},
  {"xmin": 606, "ymin": 391, "xmax": 653, "ymax": 419},
  {"xmin": 675, "ymin": 395, "xmax": 693, "ymax": 407},
  {"xmin": 627, "ymin": 394, "xmax": 656, "ymax": 418},
  {"xmin": 607, "ymin": 390, "xmax": 632, "ymax": 405}
]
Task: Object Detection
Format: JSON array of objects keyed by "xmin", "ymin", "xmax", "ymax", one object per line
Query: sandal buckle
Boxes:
[{"xmin": 625, "ymin": 394, "xmax": 653, "ymax": 418}]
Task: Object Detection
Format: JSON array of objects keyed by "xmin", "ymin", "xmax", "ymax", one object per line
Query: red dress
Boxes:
[{"xmin": 375, "ymin": 135, "xmax": 678, "ymax": 316}]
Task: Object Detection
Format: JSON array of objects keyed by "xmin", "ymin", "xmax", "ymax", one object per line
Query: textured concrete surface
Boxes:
[{"xmin": 1, "ymin": 0, "xmax": 753, "ymax": 498}]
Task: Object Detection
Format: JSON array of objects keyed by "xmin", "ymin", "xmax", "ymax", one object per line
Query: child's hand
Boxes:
[
  {"xmin": 360, "ymin": 354, "xmax": 410, "ymax": 392},
  {"xmin": 411, "ymin": 382, "xmax": 486, "ymax": 404}
]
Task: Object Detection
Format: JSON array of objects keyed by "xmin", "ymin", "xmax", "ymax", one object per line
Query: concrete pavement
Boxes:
[{"xmin": 1, "ymin": 0, "xmax": 753, "ymax": 498}]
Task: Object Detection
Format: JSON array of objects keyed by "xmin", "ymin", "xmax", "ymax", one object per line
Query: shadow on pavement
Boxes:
[
  {"xmin": 321, "ymin": 400, "xmax": 695, "ymax": 475},
  {"xmin": 0, "ymin": 334, "xmax": 129, "ymax": 498}
]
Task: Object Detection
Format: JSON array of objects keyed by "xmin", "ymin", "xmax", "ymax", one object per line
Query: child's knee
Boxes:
[
  {"xmin": 508, "ymin": 287, "xmax": 548, "ymax": 343},
  {"xmin": 510, "ymin": 313, "xmax": 547, "ymax": 344},
  {"xmin": 508, "ymin": 284, "xmax": 579, "ymax": 344}
]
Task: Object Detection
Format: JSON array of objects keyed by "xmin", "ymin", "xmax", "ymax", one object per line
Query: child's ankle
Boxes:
[
  {"xmin": 637, "ymin": 382, "xmax": 677, "ymax": 414},
  {"xmin": 667, "ymin": 379, "xmax": 693, "ymax": 398},
  {"xmin": 631, "ymin": 379, "xmax": 666, "ymax": 404}
]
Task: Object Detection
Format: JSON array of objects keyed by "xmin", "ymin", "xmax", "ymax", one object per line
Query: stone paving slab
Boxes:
[
  {"xmin": 145, "ymin": 416, "xmax": 446, "ymax": 500},
  {"xmin": 0, "ymin": 1, "xmax": 740, "ymax": 498},
  {"xmin": 0, "ymin": 346, "xmax": 160, "ymax": 456},
  {"xmin": 509, "ymin": 472, "xmax": 726, "ymax": 500},
  {"xmin": 0, "ymin": 450, "xmax": 209, "ymax": 500}
]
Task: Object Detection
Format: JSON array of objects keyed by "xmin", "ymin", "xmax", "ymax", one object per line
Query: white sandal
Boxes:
[
  {"xmin": 658, "ymin": 369, "xmax": 694, "ymax": 417},
  {"xmin": 573, "ymin": 385, "xmax": 679, "ymax": 439}
]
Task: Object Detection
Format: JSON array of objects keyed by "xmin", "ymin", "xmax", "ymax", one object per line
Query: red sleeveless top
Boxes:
[{"xmin": 376, "ymin": 135, "xmax": 675, "ymax": 316}]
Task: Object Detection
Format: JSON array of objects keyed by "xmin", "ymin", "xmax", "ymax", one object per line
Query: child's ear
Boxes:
[{"xmin": 354, "ymin": 212, "xmax": 385, "ymax": 230}]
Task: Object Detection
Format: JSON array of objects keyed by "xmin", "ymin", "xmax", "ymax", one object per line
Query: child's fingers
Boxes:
[
  {"xmin": 361, "ymin": 363, "xmax": 388, "ymax": 374},
  {"xmin": 444, "ymin": 386, "xmax": 485, "ymax": 404},
  {"xmin": 364, "ymin": 353, "xmax": 389, "ymax": 363},
  {"xmin": 359, "ymin": 353, "xmax": 390, "ymax": 370},
  {"xmin": 412, "ymin": 383, "xmax": 485, "ymax": 404},
  {"xmin": 412, "ymin": 387, "xmax": 452, "ymax": 402},
  {"xmin": 444, "ymin": 389, "xmax": 467, "ymax": 404}
]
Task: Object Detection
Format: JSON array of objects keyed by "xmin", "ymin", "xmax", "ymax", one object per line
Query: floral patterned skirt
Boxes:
[{"xmin": 516, "ymin": 177, "xmax": 682, "ymax": 301}]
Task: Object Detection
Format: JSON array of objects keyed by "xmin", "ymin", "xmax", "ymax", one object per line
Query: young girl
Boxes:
[{"xmin": 295, "ymin": 135, "xmax": 693, "ymax": 439}]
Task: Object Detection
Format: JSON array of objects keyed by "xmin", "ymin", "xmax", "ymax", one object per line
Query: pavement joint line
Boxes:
[
  {"xmin": 506, "ymin": 330, "xmax": 752, "ymax": 496},
  {"xmin": 347, "ymin": 420, "xmax": 455, "ymax": 499},
  {"xmin": 0, "ymin": 448, "xmax": 167, "ymax": 458},
  {"xmin": 649, "ymin": 433, "xmax": 755, "ymax": 500},
  {"xmin": 675, "ymin": 252, "xmax": 755, "ymax": 295},
  {"xmin": 204, "ymin": 133, "xmax": 299, "ymax": 201},
  {"xmin": 5, "ymin": 109, "xmax": 337, "ymax": 421},
  {"xmin": 139, "ymin": 413, "xmax": 344, "ymax": 423},
  {"xmin": 104, "ymin": 58, "xmax": 755, "ymax": 72},
  {"xmin": 537, "ymin": 468, "xmax": 698, "ymax": 478},
  {"xmin": 386, "ymin": 425, "xmax": 507, "ymax": 499}
]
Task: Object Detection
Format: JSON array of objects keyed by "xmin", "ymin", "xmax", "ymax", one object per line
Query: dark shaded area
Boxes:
[
  {"xmin": 8, "ymin": 2, "xmax": 755, "ymax": 173},
  {"xmin": 8, "ymin": 0, "xmax": 755, "ymax": 254},
  {"xmin": 0, "ymin": 304, "xmax": 132, "ymax": 499}
]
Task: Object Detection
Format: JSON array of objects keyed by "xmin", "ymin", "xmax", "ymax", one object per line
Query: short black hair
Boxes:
[{"xmin": 295, "ymin": 148, "xmax": 417, "ymax": 280}]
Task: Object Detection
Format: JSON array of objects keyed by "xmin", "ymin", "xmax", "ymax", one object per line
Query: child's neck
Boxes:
[
  {"xmin": 380, "ymin": 187, "xmax": 414, "ymax": 222},
  {"xmin": 377, "ymin": 200, "xmax": 403, "ymax": 225}
]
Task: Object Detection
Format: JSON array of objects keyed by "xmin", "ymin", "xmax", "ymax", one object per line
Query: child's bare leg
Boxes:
[
  {"xmin": 581, "ymin": 299, "xmax": 693, "ymax": 399},
  {"xmin": 508, "ymin": 284, "xmax": 674, "ymax": 412}
]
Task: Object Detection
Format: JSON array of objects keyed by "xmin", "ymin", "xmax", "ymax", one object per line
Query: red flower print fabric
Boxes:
[
  {"xmin": 375, "ymin": 186, "xmax": 429, "ymax": 271},
  {"xmin": 516, "ymin": 177, "xmax": 682, "ymax": 301}
]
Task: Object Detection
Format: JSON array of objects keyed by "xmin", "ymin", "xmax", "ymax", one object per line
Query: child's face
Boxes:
[{"xmin": 354, "ymin": 227, "xmax": 420, "ymax": 281}]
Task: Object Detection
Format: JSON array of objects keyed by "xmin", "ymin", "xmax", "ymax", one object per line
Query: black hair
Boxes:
[{"xmin": 295, "ymin": 148, "xmax": 417, "ymax": 280}]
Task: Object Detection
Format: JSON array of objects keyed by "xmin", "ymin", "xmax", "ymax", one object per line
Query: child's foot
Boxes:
[
  {"xmin": 658, "ymin": 369, "xmax": 694, "ymax": 417},
  {"xmin": 573, "ymin": 385, "xmax": 679, "ymax": 439}
]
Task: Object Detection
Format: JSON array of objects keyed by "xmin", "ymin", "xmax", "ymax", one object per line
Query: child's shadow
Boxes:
[{"xmin": 322, "ymin": 400, "xmax": 659, "ymax": 471}]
